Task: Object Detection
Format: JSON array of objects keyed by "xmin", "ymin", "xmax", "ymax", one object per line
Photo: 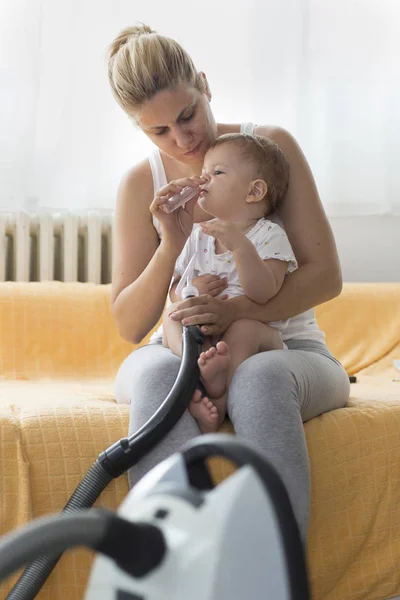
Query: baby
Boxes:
[{"xmin": 162, "ymin": 133, "xmax": 297, "ymax": 433}]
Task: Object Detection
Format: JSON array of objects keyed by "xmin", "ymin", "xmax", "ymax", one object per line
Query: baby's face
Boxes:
[{"xmin": 198, "ymin": 145, "xmax": 255, "ymax": 220}]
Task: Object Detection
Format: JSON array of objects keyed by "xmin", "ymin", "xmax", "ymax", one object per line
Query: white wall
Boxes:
[{"xmin": 329, "ymin": 216, "xmax": 400, "ymax": 282}]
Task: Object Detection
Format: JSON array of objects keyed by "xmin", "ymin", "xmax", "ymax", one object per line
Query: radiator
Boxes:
[{"xmin": 0, "ymin": 211, "xmax": 114, "ymax": 284}]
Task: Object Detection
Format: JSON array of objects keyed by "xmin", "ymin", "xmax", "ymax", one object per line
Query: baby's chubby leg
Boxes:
[
  {"xmin": 163, "ymin": 302, "xmax": 215, "ymax": 357},
  {"xmin": 191, "ymin": 320, "xmax": 283, "ymax": 433},
  {"xmin": 222, "ymin": 319, "xmax": 284, "ymax": 384},
  {"xmin": 162, "ymin": 301, "xmax": 184, "ymax": 357}
]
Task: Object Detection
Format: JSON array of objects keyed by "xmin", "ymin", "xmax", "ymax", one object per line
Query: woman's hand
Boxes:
[
  {"xmin": 169, "ymin": 294, "xmax": 235, "ymax": 336},
  {"xmin": 150, "ymin": 175, "xmax": 206, "ymax": 254},
  {"xmin": 192, "ymin": 274, "xmax": 228, "ymax": 297}
]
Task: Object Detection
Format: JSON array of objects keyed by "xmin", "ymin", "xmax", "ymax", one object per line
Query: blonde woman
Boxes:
[{"xmin": 109, "ymin": 24, "xmax": 350, "ymax": 543}]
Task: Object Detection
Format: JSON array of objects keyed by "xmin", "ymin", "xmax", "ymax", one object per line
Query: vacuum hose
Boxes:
[
  {"xmin": 0, "ymin": 510, "xmax": 166, "ymax": 584},
  {"xmin": 5, "ymin": 324, "xmax": 204, "ymax": 600}
]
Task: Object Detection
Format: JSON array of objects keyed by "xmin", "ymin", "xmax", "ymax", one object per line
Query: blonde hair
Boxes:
[
  {"xmin": 107, "ymin": 23, "xmax": 206, "ymax": 113},
  {"xmin": 210, "ymin": 133, "xmax": 290, "ymax": 214}
]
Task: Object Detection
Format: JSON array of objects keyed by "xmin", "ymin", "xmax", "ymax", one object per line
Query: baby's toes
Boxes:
[
  {"xmin": 216, "ymin": 341, "xmax": 229, "ymax": 355},
  {"xmin": 205, "ymin": 347, "xmax": 217, "ymax": 359},
  {"xmin": 202, "ymin": 398, "xmax": 212, "ymax": 408},
  {"xmin": 191, "ymin": 389, "xmax": 203, "ymax": 404},
  {"xmin": 198, "ymin": 353, "xmax": 207, "ymax": 366},
  {"xmin": 209, "ymin": 407, "xmax": 218, "ymax": 421}
]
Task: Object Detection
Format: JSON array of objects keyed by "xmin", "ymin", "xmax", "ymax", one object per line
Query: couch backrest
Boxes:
[
  {"xmin": 0, "ymin": 282, "xmax": 137, "ymax": 379},
  {"xmin": 0, "ymin": 282, "xmax": 399, "ymax": 379},
  {"xmin": 315, "ymin": 282, "xmax": 400, "ymax": 375}
]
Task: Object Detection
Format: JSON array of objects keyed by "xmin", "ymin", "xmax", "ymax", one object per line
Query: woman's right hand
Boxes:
[{"xmin": 150, "ymin": 175, "xmax": 206, "ymax": 254}]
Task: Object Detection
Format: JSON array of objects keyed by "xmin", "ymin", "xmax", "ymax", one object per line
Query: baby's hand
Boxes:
[
  {"xmin": 192, "ymin": 274, "xmax": 228, "ymax": 297},
  {"xmin": 200, "ymin": 219, "xmax": 246, "ymax": 252}
]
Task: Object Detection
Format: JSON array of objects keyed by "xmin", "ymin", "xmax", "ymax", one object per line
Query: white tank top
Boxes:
[{"xmin": 148, "ymin": 123, "xmax": 325, "ymax": 343}]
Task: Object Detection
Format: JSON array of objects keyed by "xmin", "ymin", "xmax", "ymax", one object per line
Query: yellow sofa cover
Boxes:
[{"xmin": 0, "ymin": 281, "xmax": 400, "ymax": 600}]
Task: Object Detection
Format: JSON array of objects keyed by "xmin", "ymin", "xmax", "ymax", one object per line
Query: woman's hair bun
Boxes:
[{"xmin": 108, "ymin": 23, "xmax": 155, "ymax": 59}]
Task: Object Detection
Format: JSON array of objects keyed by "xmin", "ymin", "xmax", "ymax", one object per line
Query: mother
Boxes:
[{"xmin": 108, "ymin": 23, "xmax": 350, "ymax": 543}]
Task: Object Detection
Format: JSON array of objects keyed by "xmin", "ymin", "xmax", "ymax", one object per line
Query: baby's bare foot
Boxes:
[
  {"xmin": 198, "ymin": 341, "xmax": 230, "ymax": 400},
  {"xmin": 189, "ymin": 390, "xmax": 219, "ymax": 434}
]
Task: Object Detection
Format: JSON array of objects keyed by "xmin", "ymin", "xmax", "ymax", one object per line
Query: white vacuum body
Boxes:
[{"xmin": 85, "ymin": 436, "xmax": 308, "ymax": 600}]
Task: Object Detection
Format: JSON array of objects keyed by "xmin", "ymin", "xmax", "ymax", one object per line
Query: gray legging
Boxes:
[{"xmin": 115, "ymin": 338, "xmax": 350, "ymax": 542}]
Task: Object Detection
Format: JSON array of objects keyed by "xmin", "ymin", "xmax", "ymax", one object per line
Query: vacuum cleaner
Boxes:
[{"xmin": 0, "ymin": 257, "xmax": 311, "ymax": 599}]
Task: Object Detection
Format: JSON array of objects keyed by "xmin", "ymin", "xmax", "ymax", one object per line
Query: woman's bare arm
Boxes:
[
  {"xmin": 111, "ymin": 161, "xmax": 179, "ymax": 343},
  {"xmin": 232, "ymin": 125, "xmax": 342, "ymax": 322}
]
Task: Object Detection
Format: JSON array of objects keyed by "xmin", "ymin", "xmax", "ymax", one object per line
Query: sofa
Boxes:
[{"xmin": 0, "ymin": 281, "xmax": 400, "ymax": 600}]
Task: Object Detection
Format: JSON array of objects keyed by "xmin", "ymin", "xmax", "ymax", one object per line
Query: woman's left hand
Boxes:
[{"xmin": 169, "ymin": 294, "xmax": 235, "ymax": 336}]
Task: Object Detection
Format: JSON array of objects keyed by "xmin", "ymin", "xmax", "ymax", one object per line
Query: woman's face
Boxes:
[{"xmin": 134, "ymin": 84, "xmax": 217, "ymax": 165}]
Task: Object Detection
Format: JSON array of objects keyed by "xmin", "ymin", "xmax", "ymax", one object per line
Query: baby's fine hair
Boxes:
[
  {"xmin": 107, "ymin": 23, "xmax": 206, "ymax": 113},
  {"xmin": 210, "ymin": 133, "xmax": 290, "ymax": 214}
]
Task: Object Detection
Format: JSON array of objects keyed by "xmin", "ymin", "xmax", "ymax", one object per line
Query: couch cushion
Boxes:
[{"xmin": 0, "ymin": 379, "xmax": 116, "ymax": 406}]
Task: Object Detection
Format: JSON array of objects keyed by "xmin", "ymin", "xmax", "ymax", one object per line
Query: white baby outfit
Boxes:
[{"xmin": 174, "ymin": 219, "xmax": 297, "ymax": 334}]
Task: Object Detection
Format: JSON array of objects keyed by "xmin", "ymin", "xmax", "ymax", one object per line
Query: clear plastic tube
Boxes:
[
  {"xmin": 163, "ymin": 186, "xmax": 199, "ymax": 213},
  {"xmin": 176, "ymin": 254, "xmax": 198, "ymax": 299},
  {"xmin": 181, "ymin": 285, "xmax": 199, "ymax": 300}
]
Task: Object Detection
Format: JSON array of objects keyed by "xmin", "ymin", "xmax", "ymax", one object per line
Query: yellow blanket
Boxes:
[{"xmin": 0, "ymin": 282, "xmax": 400, "ymax": 600}]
